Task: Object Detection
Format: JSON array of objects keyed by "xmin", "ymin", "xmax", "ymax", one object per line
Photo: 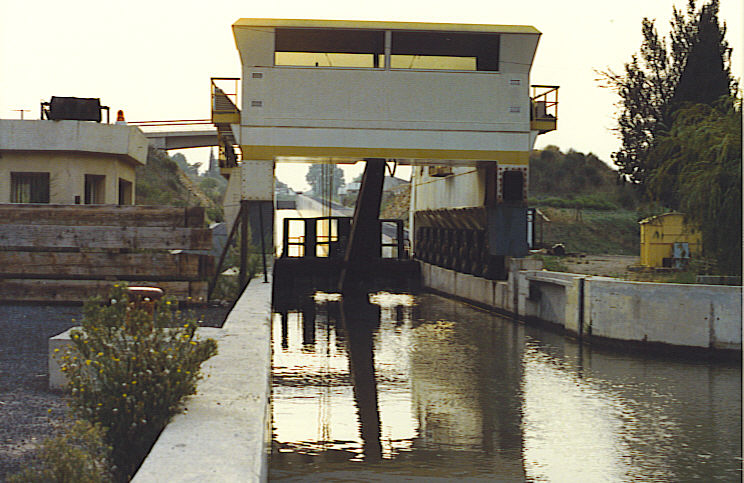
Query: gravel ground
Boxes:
[
  {"xmin": 0, "ymin": 304, "xmax": 80, "ymax": 480},
  {"xmin": 0, "ymin": 303, "xmax": 229, "ymax": 480}
]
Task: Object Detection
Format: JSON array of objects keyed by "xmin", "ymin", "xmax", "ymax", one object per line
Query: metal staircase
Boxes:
[{"xmin": 210, "ymin": 78, "xmax": 241, "ymax": 169}]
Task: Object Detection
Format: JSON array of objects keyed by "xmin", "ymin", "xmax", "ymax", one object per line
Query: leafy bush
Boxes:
[
  {"xmin": 58, "ymin": 284, "xmax": 218, "ymax": 480},
  {"xmin": 7, "ymin": 419, "xmax": 113, "ymax": 483}
]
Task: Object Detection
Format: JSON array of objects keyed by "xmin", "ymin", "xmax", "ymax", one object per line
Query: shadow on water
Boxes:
[{"xmin": 270, "ymin": 292, "xmax": 741, "ymax": 482}]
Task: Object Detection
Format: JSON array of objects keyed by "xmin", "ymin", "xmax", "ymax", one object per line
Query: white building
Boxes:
[{"xmin": 0, "ymin": 119, "xmax": 148, "ymax": 205}]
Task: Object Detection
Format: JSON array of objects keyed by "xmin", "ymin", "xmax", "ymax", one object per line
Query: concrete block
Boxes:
[
  {"xmin": 48, "ymin": 327, "xmax": 77, "ymax": 390},
  {"xmin": 585, "ymin": 280, "xmax": 741, "ymax": 348}
]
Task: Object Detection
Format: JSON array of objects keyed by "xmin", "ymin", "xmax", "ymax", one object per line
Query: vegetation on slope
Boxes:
[
  {"xmin": 528, "ymin": 146, "xmax": 651, "ymax": 255},
  {"xmin": 135, "ymin": 148, "xmax": 225, "ymax": 224},
  {"xmin": 529, "ymin": 146, "xmax": 642, "ymax": 211}
]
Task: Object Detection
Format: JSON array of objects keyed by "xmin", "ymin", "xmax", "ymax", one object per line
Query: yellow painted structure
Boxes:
[
  {"xmin": 639, "ymin": 213, "xmax": 702, "ymax": 268},
  {"xmin": 228, "ymin": 18, "xmax": 552, "ymax": 165}
]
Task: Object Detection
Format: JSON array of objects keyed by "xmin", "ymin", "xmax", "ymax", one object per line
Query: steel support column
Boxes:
[{"xmin": 339, "ymin": 158, "xmax": 386, "ymax": 293}]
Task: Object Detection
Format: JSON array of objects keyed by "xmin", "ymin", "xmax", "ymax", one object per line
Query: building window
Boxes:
[
  {"xmin": 275, "ymin": 28, "xmax": 385, "ymax": 68},
  {"xmin": 274, "ymin": 28, "xmax": 500, "ymax": 72},
  {"xmin": 10, "ymin": 172, "xmax": 50, "ymax": 203},
  {"xmin": 84, "ymin": 174, "xmax": 106, "ymax": 204},
  {"xmin": 391, "ymin": 31, "xmax": 500, "ymax": 71},
  {"xmin": 118, "ymin": 178, "xmax": 132, "ymax": 205}
]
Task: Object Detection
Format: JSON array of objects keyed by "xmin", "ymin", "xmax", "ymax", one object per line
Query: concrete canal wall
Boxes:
[
  {"xmin": 421, "ymin": 261, "xmax": 742, "ymax": 352},
  {"xmin": 133, "ymin": 278, "xmax": 272, "ymax": 482}
]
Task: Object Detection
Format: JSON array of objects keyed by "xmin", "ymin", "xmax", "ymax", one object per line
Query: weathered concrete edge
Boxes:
[
  {"xmin": 133, "ymin": 277, "xmax": 272, "ymax": 483},
  {"xmin": 420, "ymin": 260, "xmax": 742, "ymax": 355}
]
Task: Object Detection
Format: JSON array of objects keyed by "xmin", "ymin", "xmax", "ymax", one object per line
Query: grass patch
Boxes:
[
  {"xmin": 536, "ymin": 208, "xmax": 640, "ymax": 255},
  {"xmin": 530, "ymin": 254, "xmax": 568, "ymax": 272}
]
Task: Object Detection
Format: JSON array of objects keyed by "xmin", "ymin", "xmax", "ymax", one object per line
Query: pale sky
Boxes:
[{"xmin": 1, "ymin": 0, "xmax": 741, "ymax": 191}]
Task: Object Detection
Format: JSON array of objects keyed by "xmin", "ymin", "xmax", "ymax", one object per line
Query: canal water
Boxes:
[{"xmin": 270, "ymin": 292, "xmax": 741, "ymax": 482}]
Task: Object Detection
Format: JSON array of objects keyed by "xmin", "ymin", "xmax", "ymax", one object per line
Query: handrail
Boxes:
[
  {"xmin": 530, "ymin": 85, "xmax": 559, "ymax": 121},
  {"xmin": 282, "ymin": 217, "xmax": 407, "ymax": 259},
  {"xmin": 211, "ymin": 77, "xmax": 240, "ymax": 114}
]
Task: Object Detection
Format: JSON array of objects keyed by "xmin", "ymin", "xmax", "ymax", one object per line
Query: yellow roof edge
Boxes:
[
  {"xmin": 232, "ymin": 18, "xmax": 541, "ymax": 35},
  {"xmin": 638, "ymin": 212, "xmax": 683, "ymax": 224}
]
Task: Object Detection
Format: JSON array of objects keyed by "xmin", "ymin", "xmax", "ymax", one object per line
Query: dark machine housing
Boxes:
[{"xmin": 41, "ymin": 97, "xmax": 110, "ymax": 123}]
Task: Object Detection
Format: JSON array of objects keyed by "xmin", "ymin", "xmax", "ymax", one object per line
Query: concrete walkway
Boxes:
[{"xmin": 133, "ymin": 277, "xmax": 273, "ymax": 482}]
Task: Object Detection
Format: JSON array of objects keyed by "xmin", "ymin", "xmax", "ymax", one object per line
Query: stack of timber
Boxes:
[{"xmin": 0, "ymin": 204, "xmax": 213, "ymax": 303}]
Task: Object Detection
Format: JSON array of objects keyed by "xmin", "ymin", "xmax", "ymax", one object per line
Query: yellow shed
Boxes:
[{"xmin": 639, "ymin": 213, "xmax": 702, "ymax": 268}]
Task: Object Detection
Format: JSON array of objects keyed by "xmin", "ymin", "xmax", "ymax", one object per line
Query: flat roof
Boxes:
[{"xmin": 233, "ymin": 18, "xmax": 541, "ymax": 35}]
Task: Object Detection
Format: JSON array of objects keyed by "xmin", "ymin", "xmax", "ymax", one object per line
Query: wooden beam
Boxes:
[
  {"xmin": 0, "ymin": 205, "xmax": 205, "ymax": 227},
  {"xmin": 0, "ymin": 279, "xmax": 208, "ymax": 303},
  {"xmin": 0, "ymin": 225, "xmax": 212, "ymax": 250},
  {"xmin": 0, "ymin": 251, "xmax": 213, "ymax": 280}
]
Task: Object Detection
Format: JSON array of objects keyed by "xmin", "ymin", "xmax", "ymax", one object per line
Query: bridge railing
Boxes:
[{"xmin": 282, "ymin": 217, "xmax": 408, "ymax": 260}]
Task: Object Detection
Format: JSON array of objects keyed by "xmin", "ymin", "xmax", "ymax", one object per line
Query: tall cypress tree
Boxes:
[
  {"xmin": 670, "ymin": 0, "xmax": 734, "ymax": 109},
  {"xmin": 602, "ymin": 0, "xmax": 735, "ymax": 188}
]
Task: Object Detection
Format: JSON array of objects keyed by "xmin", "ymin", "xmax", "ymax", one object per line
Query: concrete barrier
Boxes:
[
  {"xmin": 420, "ymin": 260, "xmax": 742, "ymax": 353},
  {"xmin": 586, "ymin": 279, "xmax": 742, "ymax": 350},
  {"xmin": 133, "ymin": 278, "xmax": 272, "ymax": 482}
]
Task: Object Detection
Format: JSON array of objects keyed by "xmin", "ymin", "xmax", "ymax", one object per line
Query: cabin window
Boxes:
[
  {"xmin": 10, "ymin": 172, "xmax": 50, "ymax": 203},
  {"xmin": 84, "ymin": 174, "xmax": 106, "ymax": 204},
  {"xmin": 390, "ymin": 31, "xmax": 499, "ymax": 71},
  {"xmin": 275, "ymin": 28, "xmax": 385, "ymax": 68},
  {"xmin": 274, "ymin": 28, "xmax": 500, "ymax": 72}
]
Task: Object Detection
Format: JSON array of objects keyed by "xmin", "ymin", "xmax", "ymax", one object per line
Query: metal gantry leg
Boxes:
[{"xmin": 339, "ymin": 158, "xmax": 386, "ymax": 294}]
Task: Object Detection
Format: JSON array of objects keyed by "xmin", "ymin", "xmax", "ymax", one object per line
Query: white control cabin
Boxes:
[{"xmin": 230, "ymin": 19, "xmax": 553, "ymax": 166}]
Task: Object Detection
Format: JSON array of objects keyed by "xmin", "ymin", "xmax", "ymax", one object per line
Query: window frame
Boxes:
[
  {"xmin": 10, "ymin": 172, "xmax": 50, "ymax": 203},
  {"xmin": 272, "ymin": 27, "xmax": 501, "ymax": 73},
  {"xmin": 84, "ymin": 174, "xmax": 106, "ymax": 205}
]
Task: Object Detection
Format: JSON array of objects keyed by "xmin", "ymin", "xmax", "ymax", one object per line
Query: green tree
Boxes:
[
  {"xmin": 602, "ymin": 0, "xmax": 735, "ymax": 188},
  {"xmin": 647, "ymin": 99, "xmax": 742, "ymax": 274},
  {"xmin": 670, "ymin": 1, "xmax": 735, "ymax": 108},
  {"xmin": 305, "ymin": 164, "xmax": 345, "ymax": 197}
]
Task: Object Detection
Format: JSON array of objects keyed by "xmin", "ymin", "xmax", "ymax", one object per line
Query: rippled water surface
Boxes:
[{"xmin": 270, "ymin": 293, "xmax": 741, "ymax": 482}]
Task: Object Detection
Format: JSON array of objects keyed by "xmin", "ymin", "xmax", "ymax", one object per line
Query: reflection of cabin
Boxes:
[
  {"xmin": 0, "ymin": 118, "xmax": 148, "ymax": 205},
  {"xmin": 639, "ymin": 213, "xmax": 702, "ymax": 268}
]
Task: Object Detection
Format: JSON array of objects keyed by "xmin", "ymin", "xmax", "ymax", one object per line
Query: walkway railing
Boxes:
[
  {"xmin": 281, "ymin": 217, "xmax": 408, "ymax": 260},
  {"xmin": 530, "ymin": 85, "xmax": 559, "ymax": 133}
]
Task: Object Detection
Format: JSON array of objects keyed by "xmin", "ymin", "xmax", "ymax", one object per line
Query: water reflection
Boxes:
[
  {"xmin": 270, "ymin": 293, "xmax": 741, "ymax": 482},
  {"xmin": 521, "ymin": 332, "xmax": 742, "ymax": 482},
  {"xmin": 339, "ymin": 294, "xmax": 382, "ymax": 461}
]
